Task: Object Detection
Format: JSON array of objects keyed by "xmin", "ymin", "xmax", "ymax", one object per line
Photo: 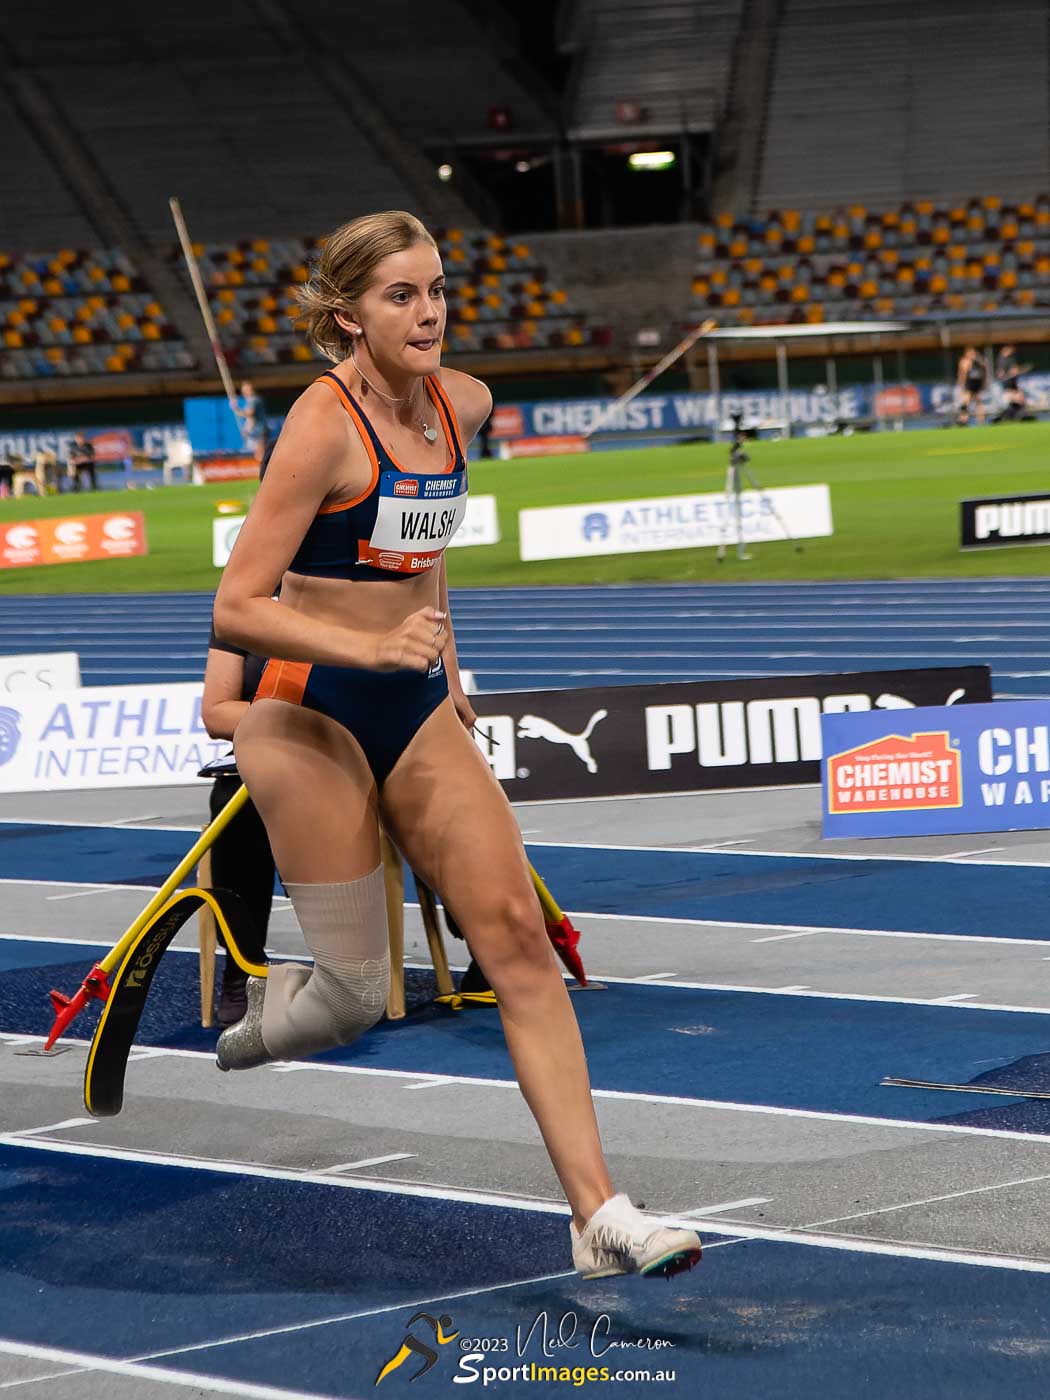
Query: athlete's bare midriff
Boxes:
[{"xmin": 278, "ymin": 566, "xmax": 440, "ymax": 645}]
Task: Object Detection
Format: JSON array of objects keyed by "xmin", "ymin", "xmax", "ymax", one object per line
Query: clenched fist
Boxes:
[{"xmin": 372, "ymin": 608, "xmax": 447, "ymax": 673}]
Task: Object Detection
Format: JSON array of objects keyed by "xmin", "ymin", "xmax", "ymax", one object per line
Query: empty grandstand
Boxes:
[{"xmin": 0, "ymin": 0, "xmax": 1046, "ymax": 397}]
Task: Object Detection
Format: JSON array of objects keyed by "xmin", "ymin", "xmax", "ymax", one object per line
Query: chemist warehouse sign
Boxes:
[
  {"xmin": 822, "ymin": 700, "xmax": 1050, "ymax": 838},
  {"xmin": 0, "ymin": 683, "xmax": 227, "ymax": 792}
]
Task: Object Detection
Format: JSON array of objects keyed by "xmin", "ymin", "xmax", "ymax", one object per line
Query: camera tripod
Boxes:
[{"xmin": 716, "ymin": 434, "xmax": 802, "ymax": 562}]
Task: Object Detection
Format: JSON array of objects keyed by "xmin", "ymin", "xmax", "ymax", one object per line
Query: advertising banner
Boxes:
[
  {"xmin": 0, "ymin": 424, "xmax": 187, "ymax": 466},
  {"xmin": 960, "ymin": 493, "xmax": 1050, "ymax": 550},
  {"xmin": 470, "ymin": 666, "xmax": 990, "ymax": 801},
  {"xmin": 499, "ymin": 436, "xmax": 591, "ymax": 459},
  {"xmin": 823, "ymin": 699, "xmax": 1050, "ymax": 838},
  {"xmin": 0, "ymin": 653, "xmax": 81, "ymax": 693},
  {"xmin": 0, "ymin": 682, "xmax": 226, "ymax": 792},
  {"xmin": 0, "ymin": 512, "xmax": 147, "ymax": 569},
  {"xmin": 0, "ymin": 374, "xmax": 1044, "ymax": 471},
  {"xmin": 193, "ymin": 456, "xmax": 260, "ymax": 485},
  {"xmin": 448, "ymin": 495, "xmax": 500, "ymax": 548},
  {"xmin": 488, "ymin": 373, "xmax": 1050, "ymax": 441},
  {"xmin": 519, "ymin": 485, "xmax": 832, "ymax": 561},
  {"xmin": 89, "ymin": 429, "xmax": 135, "ymax": 463}
]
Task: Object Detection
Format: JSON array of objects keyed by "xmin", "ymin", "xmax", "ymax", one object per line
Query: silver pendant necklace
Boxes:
[{"xmin": 351, "ymin": 347, "xmax": 438, "ymax": 442}]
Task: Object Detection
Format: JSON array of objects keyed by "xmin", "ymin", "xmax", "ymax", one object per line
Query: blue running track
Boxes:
[
  {"xmin": 1, "ymin": 934, "xmax": 1046, "ymax": 1126},
  {"xmin": 3, "ymin": 822, "xmax": 1049, "ymax": 940},
  {"xmin": 4, "ymin": 580, "xmax": 1050, "ymax": 695},
  {"xmin": 3, "ymin": 1142, "xmax": 1050, "ymax": 1399}
]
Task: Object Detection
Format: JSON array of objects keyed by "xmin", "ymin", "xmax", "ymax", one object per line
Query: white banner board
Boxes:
[
  {"xmin": 0, "ymin": 682, "xmax": 226, "ymax": 792},
  {"xmin": 448, "ymin": 495, "xmax": 500, "ymax": 548},
  {"xmin": 0, "ymin": 652, "xmax": 81, "ymax": 693},
  {"xmin": 519, "ymin": 484, "xmax": 833, "ymax": 561},
  {"xmin": 213, "ymin": 515, "xmax": 247, "ymax": 568},
  {"xmin": 212, "ymin": 495, "xmax": 499, "ymax": 567}
]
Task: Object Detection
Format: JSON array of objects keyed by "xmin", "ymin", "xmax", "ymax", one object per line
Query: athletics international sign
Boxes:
[
  {"xmin": 0, "ymin": 683, "xmax": 227, "ymax": 792},
  {"xmin": 518, "ymin": 485, "xmax": 832, "ymax": 561},
  {"xmin": 822, "ymin": 699, "xmax": 1050, "ymax": 838},
  {"xmin": 0, "ymin": 512, "xmax": 146, "ymax": 569}
]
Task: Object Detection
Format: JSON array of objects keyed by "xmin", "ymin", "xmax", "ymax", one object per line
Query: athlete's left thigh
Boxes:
[{"xmin": 379, "ymin": 700, "xmax": 547, "ymax": 957}]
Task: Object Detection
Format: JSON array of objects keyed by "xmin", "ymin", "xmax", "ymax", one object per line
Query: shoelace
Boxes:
[{"xmin": 588, "ymin": 1221, "xmax": 655, "ymax": 1261}]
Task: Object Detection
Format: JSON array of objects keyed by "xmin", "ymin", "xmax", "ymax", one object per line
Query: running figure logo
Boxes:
[
  {"xmin": 0, "ymin": 707, "xmax": 20, "ymax": 768},
  {"xmin": 517, "ymin": 709, "xmax": 608, "ymax": 773},
  {"xmin": 375, "ymin": 1311, "xmax": 460, "ymax": 1385}
]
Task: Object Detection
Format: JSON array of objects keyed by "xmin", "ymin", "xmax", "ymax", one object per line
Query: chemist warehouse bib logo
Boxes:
[
  {"xmin": 827, "ymin": 731, "xmax": 962, "ymax": 814},
  {"xmin": 360, "ymin": 471, "xmax": 467, "ymax": 573}
]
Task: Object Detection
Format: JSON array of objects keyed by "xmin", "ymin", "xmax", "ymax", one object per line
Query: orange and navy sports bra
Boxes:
[{"xmin": 287, "ymin": 370, "xmax": 468, "ymax": 582}]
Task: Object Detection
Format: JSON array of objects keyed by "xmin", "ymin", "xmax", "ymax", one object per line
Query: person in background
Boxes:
[
  {"xmin": 995, "ymin": 344, "xmax": 1029, "ymax": 422},
  {"xmin": 66, "ymin": 432, "xmax": 97, "ymax": 491},
  {"xmin": 33, "ymin": 448, "xmax": 60, "ymax": 495},
  {"xmin": 236, "ymin": 380, "xmax": 269, "ymax": 465},
  {"xmin": 200, "ymin": 621, "xmax": 274, "ymax": 1023},
  {"xmin": 956, "ymin": 346, "xmax": 987, "ymax": 426}
]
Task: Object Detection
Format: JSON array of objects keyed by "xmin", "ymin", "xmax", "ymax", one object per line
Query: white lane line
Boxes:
[
  {"xmin": 803, "ymin": 1171, "xmax": 1050, "ymax": 1232},
  {"xmin": 0, "ymin": 1341, "xmax": 341, "ymax": 1400},
  {"xmin": 131, "ymin": 1270, "xmax": 576, "ymax": 1368},
  {"xmin": 693, "ymin": 1223, "xmax": 1050, "ymax": 1274},
  {"xmin": 4, "ymin": 1137, "xmax": 1050, "ymax": 1304},
  {"xmin": 751, "ymin": 930, "xmax": 818, "ymax": 944},
  {"xmin": 570, "ymin": 910, "xmax": 1050, "ymax": 949},
  {"xmin": 0, "ymin": 878, "xmax": 173, "ymax": 893},
  {"xmin": 3, "ymin": 1062, "xmax": 1049, "ymax": 1148},
  {"xmin": 11, "ymin": 1118, "xmax": 95, "ymax": 1138},
  {"xmin": 943, "ymin": 848, "xmax": 1006, "ymax": 860},
  {"xmin": 13, "ymin": 802, "xmax": 1048, "ymax": 866},
  {"xmin": 322, "ymin": 1153, "xmax": 416, "ymax": 1173},
  {"xmin": 1, "ymin": 932, "xmax": 1047, "ymax": 1016},
  {"xmin": 632, "ymin": 971, "xmax": 679, "ymax": 981},
  {"xmin": 588, "ymin": 972, "xmax": 1046, "ymax": 1015},
  {"xmin": 405, "ymin": 1078, "xmax": 462, "ymax": 1090},
  {"xmin": 44, "ymin": 887, "xmax": 114, "ymax": 903},
  {"xmin": 524, "ymin": 838, "xmax": 1050, "ymax": 870},
  {"xmin": 0, "ymin": 820, "xmax": 201, "ymax": 834},
  {"xmin": 109, "ymin": 815, "xmax": 164, "ymax": 826},
  {"xmin": 681, "ymin": 1197, "xmax": 772, "ymax": 1217}
]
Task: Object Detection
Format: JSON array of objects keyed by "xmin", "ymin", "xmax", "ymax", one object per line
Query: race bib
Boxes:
[{"xmin": 359, "ymin": 470, "xmax": 468, "ymax": 573}]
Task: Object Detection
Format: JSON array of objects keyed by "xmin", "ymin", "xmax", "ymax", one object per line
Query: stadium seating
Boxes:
[
  {"xmin": 0, "ymin": 248, "xmax": 192, "ymax": 381},
  {"xmin": 184, "ymin": 230, "xmax": 600, "ymax": 367},
  {"xmin": 759, "ymin": 0, "xmax": 1049, "ymax": 210},
  {"xmin": 565, "ymin": 0, "xmax": 743, "ymax": 138},
  {"xmin": 692, "ymin": 196, "xmax": 1050, "ymax": 325}
]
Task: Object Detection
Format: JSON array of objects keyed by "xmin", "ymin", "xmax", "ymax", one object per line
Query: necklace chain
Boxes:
[{"xmin": 350, "ymin": 347, "xmax": 436, "ymax": 441}]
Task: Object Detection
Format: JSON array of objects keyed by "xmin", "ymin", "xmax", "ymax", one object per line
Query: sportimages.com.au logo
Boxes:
[{"xmin": 375, "ymin": 1308, "xmax": 677, "ymax": 1388}]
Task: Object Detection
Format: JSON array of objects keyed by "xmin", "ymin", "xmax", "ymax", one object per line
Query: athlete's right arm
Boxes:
[{"xmin": 213, "ymin": 387, "xmax": 445, "ymax": 672}]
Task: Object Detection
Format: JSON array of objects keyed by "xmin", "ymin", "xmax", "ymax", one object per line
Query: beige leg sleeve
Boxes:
[{"xmin": 261, "ymin": 865, "xmax": 389, "ymax": 1060}]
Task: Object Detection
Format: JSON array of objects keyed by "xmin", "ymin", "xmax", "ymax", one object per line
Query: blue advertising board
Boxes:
[
  {"xmin": 822, "ymin": 700, "xmax": 1050, "ymax": 838},
  {"xmin": 491, "ymin": 373, "xmax": 1050, "ymax": 442}
]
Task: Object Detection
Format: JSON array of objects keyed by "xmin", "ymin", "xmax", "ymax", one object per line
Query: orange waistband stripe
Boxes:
[{"xmin": 255, "ymin": 658, "xmax": 312, "ymax": 706}]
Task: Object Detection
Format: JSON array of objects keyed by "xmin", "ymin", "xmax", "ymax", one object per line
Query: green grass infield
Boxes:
[{"xmin": 1, "ymin": 422, "xmax": 1048, "ymax": 594}]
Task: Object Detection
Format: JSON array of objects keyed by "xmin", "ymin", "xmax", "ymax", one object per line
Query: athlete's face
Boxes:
[{"xmin": 355, "ymin": 242, "xmax": 446, "ymax": 377}]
